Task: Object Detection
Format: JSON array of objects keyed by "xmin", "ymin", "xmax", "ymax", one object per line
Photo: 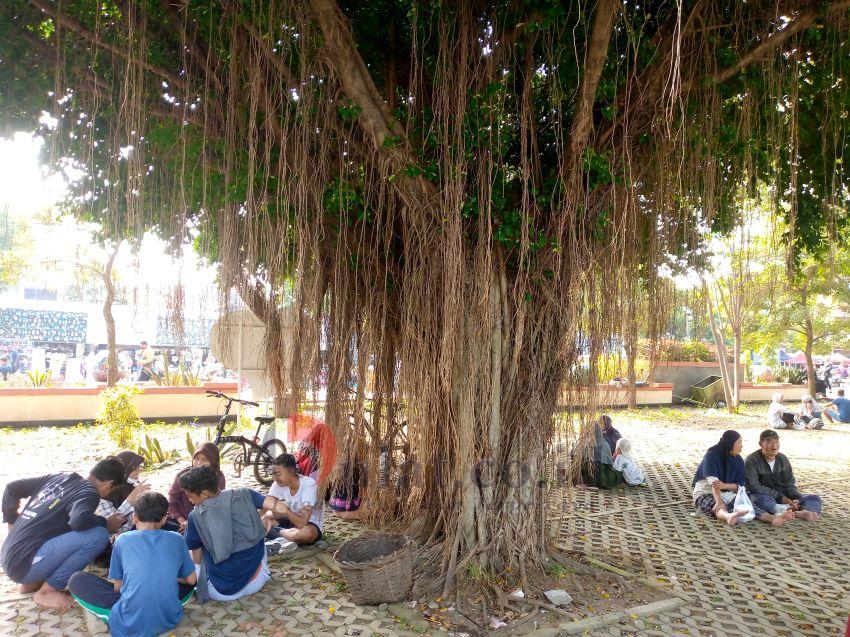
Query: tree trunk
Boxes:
[
  {"xmin": 102, "ymin": 243, "xmax": 120, "ymax": 387},
  {"xmin": 625, "ymin": 298, "xmax": 638, "ymax": 408},
  {"xmin": 804, "ymin": 316, "xmax": 817, "ymax": 397},
  {"xmin": 732, "ymin": 326, "xmax": 742, "ymax": 409},
  {"xmin": 705, "ymin": 293, "xmax": 733, "ymax": 410}
]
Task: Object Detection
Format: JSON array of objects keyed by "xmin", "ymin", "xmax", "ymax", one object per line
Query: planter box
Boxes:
[
  {"xmin": 560, "ymin": 383, "xmax": 674, "ymax": 407},
  {"xmin": 0, "ymin": 382, "xmax": 239, "ymax": 426},
  {"xmin": 738, "ymin": 383, "xmax": 808, "ymax": 402},
  {"xmin": 650, "ymin": 362, "xmax": 743, "ymax": 404}
]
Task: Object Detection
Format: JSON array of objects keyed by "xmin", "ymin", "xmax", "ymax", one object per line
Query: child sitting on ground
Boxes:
[
  {"xmin": 95, "ymin": 451, "xmax": 149, "ymax": 533},
  {"xmin": 179, "ymin": 465, "xmax": 291, "ymax": 602},
  {"xmin": 264, "ymin": 453, "xmax": 324, "ymax": 550},
  {"xmin": 68, "ymin": 492, "xmax": 197, "ymax": 637},
  {"xmin": 168, "ymin": 443, "xmax": 226, "ymax": 533},
  {"xmin": 612, "ymin": 439, "xmax": 648, "ymax": 486}
]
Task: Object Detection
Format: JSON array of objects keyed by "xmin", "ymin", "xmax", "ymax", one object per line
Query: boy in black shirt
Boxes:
[{"xmin": 2, "ymin": 457, "xmax": 126, "ymax": 608}]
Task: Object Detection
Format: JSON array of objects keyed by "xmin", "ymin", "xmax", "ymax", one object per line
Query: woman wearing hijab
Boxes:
[
  {"xmin": 692, "ymin": 430, "xmax": 794, "ymax": 526},
  {"xmin": 168, "ymin": 443, "xmax": 226, "ymax": 532},
  {"xmin": 600, "ymin": 415, "xmax": 622, "ymax": 454},
  {"xmin": 579, "ymin": 422, "xmax": 622, "ymax": 489}
]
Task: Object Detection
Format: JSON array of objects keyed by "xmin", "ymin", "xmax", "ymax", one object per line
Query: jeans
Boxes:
[
  {"xmin": 20, "ymin": 526, "xmax": 109, "ymax": 590},
  {"xmin": 825, "ymin": 410, "xmax": 850, "ymax": 424},
  {"xmin": 752, "ymin": 493, "xmax": 822, "ymax": 515}
]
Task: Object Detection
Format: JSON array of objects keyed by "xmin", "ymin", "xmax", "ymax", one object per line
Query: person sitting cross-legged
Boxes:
[
  {"xmin": 767, "ymin": 392, "xmax": 802, "ymax": 430},
  {"xmin": 822, "ymin": 388, "xmax": 850, "ymax": 425},
  {"xmin": 1, "ymin": 457, "xmax": 127, "ymax": 609},
  {"xmin": 692, "ymin": 430, "xmax": 794, "ymax": 527},
  {"xmin": 744, "ymin": 429, "xmax": 821, "ymax": 522},
  {"xmin": 179, "ymin": 466, "xmax": 291, "ymax": 603},
  {"xmin": 797, "ymin": 395, "xmax": 824, "ymax": 430},
  {"xmin": 68, "ymin": 492, "xmax": 197, "ymax": 637},
  {"xmin": 263, "ymin": 453, "xmax": 324, "ymax": 549}
]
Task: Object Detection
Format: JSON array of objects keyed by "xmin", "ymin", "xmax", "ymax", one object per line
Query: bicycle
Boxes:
[{"xmin": 206, "ymin": 390, "xmax": 286, "ymax": 486}]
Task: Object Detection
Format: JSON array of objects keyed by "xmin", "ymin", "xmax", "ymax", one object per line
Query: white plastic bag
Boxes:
[{"xmin": 733, "ymin": 485, "xmax": 755, "ymax": 523}]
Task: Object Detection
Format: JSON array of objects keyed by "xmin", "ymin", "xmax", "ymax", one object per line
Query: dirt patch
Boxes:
[{"xmin": 406, "ymin": 550, "xmax": 665, "ymax": 636}]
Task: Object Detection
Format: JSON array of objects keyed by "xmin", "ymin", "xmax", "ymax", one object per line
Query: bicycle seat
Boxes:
[{"xmin": 254, "ymin": 415, "xmax": 276, "ymax": 424}]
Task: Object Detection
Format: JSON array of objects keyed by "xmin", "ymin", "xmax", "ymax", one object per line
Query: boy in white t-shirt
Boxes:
[{"xmin": 264, "ymin": 454, "xmax": 324, "ymax": 547}]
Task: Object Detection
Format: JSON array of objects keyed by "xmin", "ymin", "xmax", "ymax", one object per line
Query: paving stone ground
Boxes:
[
  {"xmin": 1, "ymin": 407, "xmax": 849, "ymax": 636},
  {"xmin": 556, "ymin": 409, "xmax": 850, "ymax": 636},
  {"xmin": 0, "ymin": 425, "xmax": 418, "ymax": 637}
]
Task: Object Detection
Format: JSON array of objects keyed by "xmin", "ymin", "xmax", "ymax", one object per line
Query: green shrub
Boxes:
[
  {"xmin": 638, "ymin": 339, "xmax": 729, "ymax": 362},
  {"xmin": 27, "ymin": 369, "xmax": 54, "ymax": 387},
  {"xmin": 96, "ymin": 383, "xmax": 143, "ymax": 449},
  {"xmin": 773, "ymin": 365, "xmax": 806, "ymax": 385},
  {"xmin": 138, "ymin": 434, "xmax": 181, "ymax": 468},
  {"xmin": 147, "ymin": 355, "xmax": 202, "ymax": 387},
  {"xmin": 597, "ymin": 354, "xmax": 652, "ymax": 383}
]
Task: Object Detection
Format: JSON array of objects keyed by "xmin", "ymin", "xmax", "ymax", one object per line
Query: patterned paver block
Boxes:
[{"xmin": 556, "ymin": 421, "xmax": 850, "ymax": 636}]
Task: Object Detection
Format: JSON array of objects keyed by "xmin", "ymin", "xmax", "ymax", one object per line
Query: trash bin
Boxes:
[{"xmin": 690, "ymin": 375, "xmax": 724, "ymax": 406}]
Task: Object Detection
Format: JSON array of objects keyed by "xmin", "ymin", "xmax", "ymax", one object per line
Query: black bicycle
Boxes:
[{"xmin": 206, "ymin": 390, "xmax": 286, "ymax": 486}]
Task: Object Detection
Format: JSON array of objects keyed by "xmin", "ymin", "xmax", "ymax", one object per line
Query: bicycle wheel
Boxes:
[{"xmin": 253, "ymin": 438, "xmax": 286, "ymax": 485}]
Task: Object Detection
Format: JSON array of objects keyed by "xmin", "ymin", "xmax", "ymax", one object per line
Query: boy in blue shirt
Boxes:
[
  {"xmin": 68, "ymin": 492, "xmax": 196, "ymax": 637},
  {"xmin": 178, "ymin": 465, "xmax": 291, "ymax": 602}
]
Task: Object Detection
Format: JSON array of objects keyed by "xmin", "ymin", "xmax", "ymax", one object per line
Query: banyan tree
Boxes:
[{"xmin": 2, "ymin": 0, "xmax": 849, "ymax": 595}]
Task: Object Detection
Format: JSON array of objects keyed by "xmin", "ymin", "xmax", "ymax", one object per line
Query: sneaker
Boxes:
[
  {"xmin": 811, "ymin": 418, "xmax": 824, "ymax": 430},
  {"xmin": 265, "ymin": 538, "xmax": 297, "ymax": 557}
]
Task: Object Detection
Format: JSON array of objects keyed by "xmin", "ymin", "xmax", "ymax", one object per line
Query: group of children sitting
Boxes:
[{"xmin": 1, "ymin": 442, "xmax": 328, "ymax": 637}]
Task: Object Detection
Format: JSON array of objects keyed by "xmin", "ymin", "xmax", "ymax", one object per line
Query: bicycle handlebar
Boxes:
[{"xmin": 205, "ymin": 389, "xmax": 260, "ymax": 407}]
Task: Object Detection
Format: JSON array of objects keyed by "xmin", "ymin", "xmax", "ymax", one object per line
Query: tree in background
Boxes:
[
  {"xmin": 701, "ymin": 192, "xmax": 782, "ymax": 411},
  {"xmin": 0, "ymin": 205, "xmax": 34, "ymax": 291},
  {"xmin": 752, "ymin": 251, "xmax": 850, "ymax": 396}
]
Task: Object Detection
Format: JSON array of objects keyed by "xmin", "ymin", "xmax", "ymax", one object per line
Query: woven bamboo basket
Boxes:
[{"xmin": 333, "ymin": 533, "xmax": 412, "ymax": 605}]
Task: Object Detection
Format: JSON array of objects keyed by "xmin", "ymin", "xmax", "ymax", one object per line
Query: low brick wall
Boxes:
[
  {"xmin": 560, "ymin": 383, "xmax": 674, "ymax": 407},
  {"xmin": 0, "ymin": 382, "xmax": 239, "ymax": 425},
  {"xmin": 738, "ymin": 383, "xmax": 808, "ymax": 402}
]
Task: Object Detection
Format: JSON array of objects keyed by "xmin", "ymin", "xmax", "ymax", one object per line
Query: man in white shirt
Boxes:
[
  {"xmin": 137, "ymin": 341, "xmax": 156, "ymax": 382},
  {"xmin": 264, "ymin": 454, "xmax": 323, "ymax": 546},
  {"xmin": 767, "ymin": 392, "xmax": 802, "ymax": 430}
]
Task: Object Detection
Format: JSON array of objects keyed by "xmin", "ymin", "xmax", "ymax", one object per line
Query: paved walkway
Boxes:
[
  {"xmin": 2, "ymin": 411, "xmax": 849, "ymax": 635},
  {"xmin": 0, "ymin": 511, "xmax": 423, "ymax": 637},
  {"xmin": 557, "ymin": 415, "xmax": 850, "ymax": 636}
]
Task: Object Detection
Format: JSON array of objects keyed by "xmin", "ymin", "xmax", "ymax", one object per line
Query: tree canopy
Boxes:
[{"xmin": 2, "ymin": 0, "xmax": 850, "ymax": 595}]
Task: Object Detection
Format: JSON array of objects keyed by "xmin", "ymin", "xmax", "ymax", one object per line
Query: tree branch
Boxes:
[
  {"xmin": 561, "ymin": 0, "xmax": 618, "ymax": 177},
  {"xmin": 157, "ymin": 0, "xmax": 223, "ymax": 92},
  {"xmin": 598, "ymin": 0, "xmax": 850, "ymax": 150},
  {"xmin": 307, "ymin": 0, "xmax": 436, "ymax": 207},
  {"xmin": 27, "ymin": 0, "xmax": 187, "ymax": 90},
  {"xmin": 707, "ymin": 1, "xmax": 850, "ymax": 87}
]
